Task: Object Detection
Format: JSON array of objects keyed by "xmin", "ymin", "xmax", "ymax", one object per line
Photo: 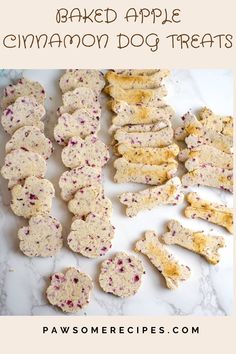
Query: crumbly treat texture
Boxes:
[
  {"xmin": 6, "ymin": 126, "xmax": 53, "ymax": 160},
  {"xmin": 18, "ymin": 215, "xmax": 63, "ymax": 257},
  {"xmin": 1, "ymin": 149, "xmax": 46, "ymax": 189},
  {"xmin": 117, "ymin": 143, "xmax": 179, "ymax": 165},
  {"xmin": 135, "ymin": 231, "xmax": 191, "ymax": 289},
  {"xmin": 67, "ymin": 213, "xmax": 115, "ymax": 258},
  {"xmin": 54, "ymin": 108, "xmax": 100, "ymax": 145},
  {"xmin": 59, "ymin": 166, "xmax": 102, "ymax": 201},
  {"xmin": 1, "ymin": 96, "xmax": 45, "ymax": 135},
  {"xmin": 105, "ymin": 70, "xmax": 170, "ymax": 90},
  {"xmin": 61, "ymin": 135, "xmax": 109, "ymax": 168},
  {"xmin": 104, "ymin": 86, "xmax": 167, "ymax": 105},
  {"xmin": 1, "ymin": 78, "xmax": 46, "ymax": 109},
  {"xmin": 11, "ymin": 176, "xmax": 55, "ymax": 218},
  {"xmin": 114, "ymin": 158, "xmax": 177, "ymax": 185},
  {"xmin": 119, "ymin": 177, "xmax": 184, "ymax": 217},
  {"xmin": 59, "ymin": 69, "xmax": 105, "ymax": 93},
  {"xmin": 68, "ymin": 185, "xmax": 112, "ymax": 219},
  {"xmin": 181, "ymin": 165, "xmax": 233, "ymax": 193},
  {"xmin": 46, "ymin": 268, "xmax": 93, "ymax": 313},
  {"xmin": 99, "ymin": 252, "xmax": 144, "ymax": 297},
  {"xmin": 185, "ymin": 192, "xmax": 233, "ymax": 234},
  {"xmin": 58, "ymin": 87, "xmax": 101, "ymax": 115},
  {"xmin": 162, "ymin": 220, "xmax": 225, "ymax": 265}
]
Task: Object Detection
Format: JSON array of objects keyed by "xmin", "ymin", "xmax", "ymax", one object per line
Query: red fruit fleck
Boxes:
[{"xmin": 134, "ymin": 275, "xmax": 140, "ymax": 282}]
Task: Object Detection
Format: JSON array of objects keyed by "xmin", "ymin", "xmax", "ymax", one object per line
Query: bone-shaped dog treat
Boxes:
[
  {"xmin": 115, "ymin": 69, "xmax": 160, "ymax": 76},
  {"xmin": 117, "ymin": 122, "xmax": 170, "ymax": 132},
  {"xmin": 119, "ymin": 177, "xmax": 184, "ymax": 217},
  {"xmin": 59, "ymin": 69, "xmax": 105, "ymax": 94},
  {"xmin": 105, "ymin": 70, "xmax": 170, "ymax": 89},
  {"xmin": 135, "ymin": 231, "xmax": 191, "ymax": 289},
  {"xmin": 178, "ymin": 145, "xmax": 233, "ymax": 170},
  {"xmin": 185, "ymin": 130, "xmax": 233, "ymax": 154},
  {"xmin": 185, "ymin": 192, "xmax": 233, "ymax": 234},
  {"xmin": 174, "ymin": 112, "xmax": 202, "ymax": 141},
  {"xmin": 114, "ymin": 158, "xmax": 177, "ymax": 185},
  {"xmin": 114, "ymin": 126, "xmax": 173, "ymax": 148},
  {"xmin": 104, "ymin": 86, "xmax": 167, "ymax": 104},
  {"xmin": 182, "ymin": 165, "xmax": 233, "ymax": 193},
  {"xmin": 198, "ymin": 107, "xmax": 233, "ymax": 136},
  {"xmin": 110, "ymin": 102, "xmax": 174, "ymax": 127},
  {"xmin": 162, "ymin": 220, "xmax": 225, "ymax": 265},
  {"xmin": 117, "ymin": 144, "xmax": 179, "ymax": 165}
]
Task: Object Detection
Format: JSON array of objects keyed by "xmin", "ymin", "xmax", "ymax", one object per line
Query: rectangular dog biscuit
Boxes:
[
  {"xmin": 114, "ymin": 126, "xmax": 173, "ymax": 148},
  {"xmin": 185, "ymin": 192, "xmax": 233, "ymax": 234},
  {"xmin": 182, "ymin": 165, "xmax": 233, "ymax": 193},
  {"xmin": 105, "ymin": 70, "xmax": 170, "ymax": 89},
  {"xmin": 114, "ymin": 158, "xmax": 177, "ymax": 185},
  {"xmin": 119, "ymin": 177, "xmax": 184, "ymax": 217},
  {"xmin": 104, "ymin": 86, "xmax": 167, "ymax": 104},
  {"xmin": 117, "ymin": 144, "xmax": 179, "ymax": 165},
  {"xmin": 135, "ymin": 231, "xmax": 191, "ymax": 289},
  {"xmin": 162, "ymin": 220, "xmax": 225, "ymax": 265}
]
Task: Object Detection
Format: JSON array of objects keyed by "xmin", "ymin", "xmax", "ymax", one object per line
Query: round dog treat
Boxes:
[
  {"xmin": 59, "ymin": 69, "xmax": 105, "ymax": 93},
  {"xmin": 59, "ymin": 166, "xmax": 102, "ymax": 201},
  {"xmin": 1, "ymin": 78, "xmax": 46, "ymax": 109},
  {"xmin": 67, "ymin": 213, "xmax": 115, "ymax": 258},
  {"xmin": 46, "ymin": 267, "xmax": 93, "ymax": 313},
  {"xmin": 1, "ymin": 149, "xmax": 47, "ymax": 189},
  {"xmin": 11, "ymin": 176, "xmax": 55, "ymax": 218},
  {"xmin": 68, "ymin": 185, "xmax": 112, "ymax": 219},
  {"xmin": 62, "ymin": 135, "xmax": 109, "ymax": 168},
  {"xmin": 54, "ymin": 108, "xmax": 100, "ymax": 145},
  {"xmin": 5, "ymin": 126, "xmax": 53, "ymax": 159},
  {"xmin": 99, "ymin": 252, "xmax": 144, "ymax": 297},
  {"xmin": 58, "ymin": 87, "xmax": 101, "ymax": 116},
  {"xmin": 18, "ymin": 215, "xmax": 63, "ymax": 257},
  {"xmin": 1, "ymin": 96, "xmax": 45, "ymax": 135}
]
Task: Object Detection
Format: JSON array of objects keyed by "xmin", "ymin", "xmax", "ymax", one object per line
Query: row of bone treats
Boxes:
[
  {"xmin": 176, "ymin": 109, "xmax": 233, "ymax": 193},
  {"xmin": 104, "ymin": 69, "xmax": 184, "ymax": 215},
  {"xmin": 0, "ymin": 78, "xmax": 63, "ymax": 258}
]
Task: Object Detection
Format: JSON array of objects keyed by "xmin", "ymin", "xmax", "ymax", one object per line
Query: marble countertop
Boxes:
[{"xmin": 0, "ymin": 69, "xmax": 233, "ymax": 316}]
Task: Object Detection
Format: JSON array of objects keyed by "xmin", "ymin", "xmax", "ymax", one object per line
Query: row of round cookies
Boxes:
[{"xmin": 0, "ymin": 71, "xmax": 233, "ymax": 313}]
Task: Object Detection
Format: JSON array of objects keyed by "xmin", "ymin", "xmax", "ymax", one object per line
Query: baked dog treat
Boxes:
[
  {"xmin": 1, "ymin": 149, "xmax": 46, "ymax": 188},
  {"xmin": 117, "ymin": 121, "xmax": 170, "ymax": 132},
  {"xmin": 61, "ymin": 135, "xmax": 109, "ymax": 169},
  {"xmin": 1, "ymin": 78, "xmax": 46, "ymax": 109},
  {"xmin": 98, "ymin": 252, "xmax": 144, "ymax": 297},
  {"xmin": 135, "ymin": 231, "xmax": 191, "ymax": 289},
  {"xmin": 114, "ymin": 158, "xmax": 177, "ymax": 185},
  {"xmin": 185, "ymin": 130, "xmax": 233, "ymax": 154},
  {"xmin": 198, "ymin": 107, "xmax": 233, "ymax": 136},
  {"xmin": 110, "ymin": 102, "xmax": 173, "ymax": 128},
  {"xmin": 119, "ymin": 177, "xmax": 184, "ymax": 217},
  {"xmin": 67, "ymin": 213, "xmax": 115, "ymax": 258},
  {"xmin": 1, "ymin": 96, "xmax": 45, "ymax": 135},
  {"xmin": 117, "ymin": 143, "xmax": 179, "ymax": 165},
  {"xmin": 162, "ymin": 220, "xmax": 225, "ymax": 265},
  {"xmin": 54, "ymin": 108, "xmax": 100, "ymax": 145},
  {"xmin": 115, "ymin": 69, "xmax": 160, "ymax": 76},
  {"xmin": 104, "ymin": 86, "xmax": 167, "ymax": 104},
  {"xmin": 5, "ymin": 126, "xmax": 53, "ymax": 160},
  {"xmin": 46, "ymin": 268, "xmax": 93, "ymax": 313},
  {"xmin": 174, "ymin": 112, "xmax": 203, "ymax": 141},
  {"xmin": 105, "ymin": 70, "xmax": 170, "ymax": 89},
  {"xmin": 11, "ymin": 176, "xmax": 55, "ymax": 218},
  {"xmin": 59, "ymin": 166, "xmax": 102, "ymax": 201},
  {"xmin": 59, "ymin": 69, "xmax": 105, "ymax": 93},
  {"xmin": 178, "ymin": 145, "xmax": 233, "ymax": 170},
  {"xmin": 68, "ymin": 185, "xmax": 112, "ymax": 219},
  {"xmin": 114, "ymin": 126, "xmax": 173, "ymax": 148},
  {"xmin": 58, "ymin": 87, "xmax": 101, "ymax": 115},
  {"xmin": 182, "ymin": 165, "xmax": 233, "ymax": 193},
  {"xmin": 18, "ymin": 215, "xmax": 63, "ymax": 257},
  {"xmin": 185, "ymin": 192, "xmax": 233, "ymax": 234}
]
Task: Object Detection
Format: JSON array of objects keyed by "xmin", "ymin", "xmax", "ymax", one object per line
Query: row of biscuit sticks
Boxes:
[{"xmin": 104, "ymin": 69, "xmax": 233, "ymax": 286}]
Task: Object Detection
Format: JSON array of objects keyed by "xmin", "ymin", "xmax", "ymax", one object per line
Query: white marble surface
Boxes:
[{"xmin": 0, "ymin": 69, "xmax": 233, "ymax": 316}]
